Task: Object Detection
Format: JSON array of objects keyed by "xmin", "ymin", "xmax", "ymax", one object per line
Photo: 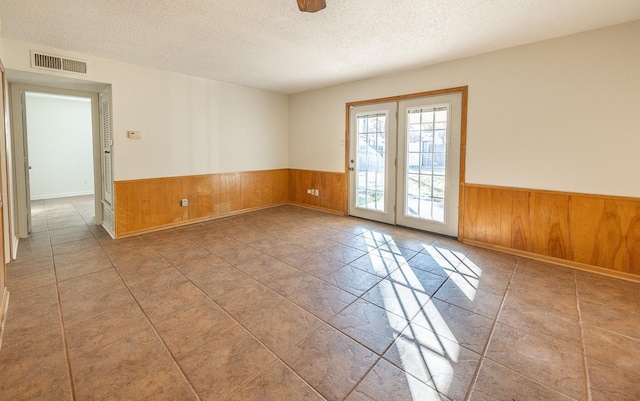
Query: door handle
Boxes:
[{"xmin": 349, "ymin": 167, "xmax": 354, "ymax": 171}]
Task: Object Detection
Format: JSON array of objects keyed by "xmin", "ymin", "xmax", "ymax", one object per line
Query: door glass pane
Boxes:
[
  {"xmin": 405, "ymin": 106, "xmax": 448, "ymax": 222},
  {"xmin": 356, "ymin": 112, "xmax": 386, "ymax": 211}
]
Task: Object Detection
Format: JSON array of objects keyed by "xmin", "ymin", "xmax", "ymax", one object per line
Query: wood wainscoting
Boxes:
[
  {"xmin": 288, "ymin": 169, "xmax": 347, "ymax": 215},
  {"xmin": 115, "ymin": 169, "xmax": 289, "ymax": 236},
  {"xmin": 462, "ymin": 184, "xmax": 640, "ymax": 280},
  {"xmin": 114, "ymin": 168, "xmax": 347, "ymax": 237}
]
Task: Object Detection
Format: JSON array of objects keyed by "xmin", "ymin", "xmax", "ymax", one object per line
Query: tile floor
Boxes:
[{"xmin": 1, "ymin": 195, "xmax": 639, "ymax": 400}]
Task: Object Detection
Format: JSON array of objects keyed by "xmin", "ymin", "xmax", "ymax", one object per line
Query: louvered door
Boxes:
[{"xmin": 99, "ymin": 88, "xmax": 113, "ymax": 205}]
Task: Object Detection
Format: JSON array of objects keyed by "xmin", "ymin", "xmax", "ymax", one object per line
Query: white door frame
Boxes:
[
  {"xmin": 9, "ymin": 83, "xmax": 102, "ymax": 237},
  {"xmin": 396, "ymin": 93, "xmax": 462, "ymax": 236},
  {"xmin": 348, "ymin": 102, "xmax": 397, "ymax": 225},
  {"xmin": 345, "ymin": 87, "xmax": 468, "ymax": 239}
]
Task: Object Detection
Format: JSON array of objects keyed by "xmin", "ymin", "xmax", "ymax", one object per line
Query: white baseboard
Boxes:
[{"xmin": 30, "ymin": 190, "xmax": 94, "ymax": 200}]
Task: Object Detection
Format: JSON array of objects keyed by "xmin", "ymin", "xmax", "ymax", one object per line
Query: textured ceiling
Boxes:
[{"xmin": 1, "ymin": 0, "xmax": 639, "ymax": 94}]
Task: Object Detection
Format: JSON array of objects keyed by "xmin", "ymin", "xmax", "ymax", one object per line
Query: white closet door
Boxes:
[{"xmin": 99, "ymin": 88, "xmax": 113, "ymax": 206}]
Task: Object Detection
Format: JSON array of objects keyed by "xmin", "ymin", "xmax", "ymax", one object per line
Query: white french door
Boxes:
[
  {"xmin": 348, "ymin": 92, "xmax": 462, "ymax": 237},
  {"xmin": 348, "ymin": 102, "xmax": 397, "ymax": 225}
]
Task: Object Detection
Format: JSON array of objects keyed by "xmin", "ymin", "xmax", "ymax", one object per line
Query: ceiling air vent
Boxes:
[{"xmin": 31, "ymin": 51, "xmax": 87, "ymax": 74}]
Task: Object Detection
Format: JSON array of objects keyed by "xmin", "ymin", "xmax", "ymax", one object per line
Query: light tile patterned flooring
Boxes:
[{"xmin": 1, "ymin": 195, "xmax": 639, "ymax": 400}]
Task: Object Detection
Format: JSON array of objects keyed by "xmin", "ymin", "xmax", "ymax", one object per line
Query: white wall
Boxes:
[
  {"xmin": 3, "ymin": 21, "xmax": 639, "ymax": 200},
  {"xmin": 25, "ymin": 92, "xmax": 94, "ymax": 199},
  {"xmin": 2, "ymin": 38, "xmax": 289, "ymax": 181},
  {"xmin": 289, "ymin": 21, "xmax": 640, "ymax": 198}
]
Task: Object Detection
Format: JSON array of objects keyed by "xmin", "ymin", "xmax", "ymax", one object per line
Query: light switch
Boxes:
[{"xmin": 127, "ymin": 130, "xmax": 142, "ymax": 139}]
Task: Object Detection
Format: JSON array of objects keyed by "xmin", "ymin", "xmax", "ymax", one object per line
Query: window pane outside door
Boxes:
[
  {"xmin": 405, "ymin": 106, "xmax": 448, "ymax": 222},
  {"xmin": 356, "ymin": 112, "xmax": 387, "ymax": 211}
]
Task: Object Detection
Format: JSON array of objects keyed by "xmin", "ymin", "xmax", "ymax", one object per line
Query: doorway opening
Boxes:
[
  {"xmin": 9, "ymin": 81, "xmax": 113, "ymax": 240},
  {"xmin": 346, "ymin": 87, "xmax": 467, "ymax": 238}
]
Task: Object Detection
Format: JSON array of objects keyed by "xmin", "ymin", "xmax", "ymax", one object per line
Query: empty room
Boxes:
[{"xmin": 0, "ymin": 1, "xmax": 638, "ymax": 400}]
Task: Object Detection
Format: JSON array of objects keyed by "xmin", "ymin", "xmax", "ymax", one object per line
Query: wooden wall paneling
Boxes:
[
  {"xmin": 485, "ymin": 187, "xmax": 503, "ymax": 245},
  {"xmin": 128, "ymin": 181, "xmax": 144, "ymax": 233},
  {"xmin": 240, "ymin": 172, "xmax": 250, "ymax": 210},
  {"xmin": 331, "ymin": 173, "xmax": 347, "ymax": 214},
  {"xmin": 462, "ymin": 185, "xmax": 477, "ymax": 241},
  {"xmin": 219, "ymin": 173, "xmax": 233, "ymax": 214},
  {"xmin": 166, "ymin": 177, "xmax": 182, "ymax": 224},
  {"xmin": 246, "ymin": 171, "xmax": 260, "ymax": 209},
  {"xmin": 211, "ymin": 174, "xmax": 223, "ymax": 215},
  {"xmin": 263, "ymin": 170, "xmax": 274, "ymax": 205},
  {"xmin": 474, "ymin": 184, "xmax": 489, "ymax": 242},
  {"xmin": 275, "ymin": 169, "xmax": 289, "ymax": 203},
  {"xmin": 196, "ymin": 175, "xmax": 213, "ymax": 219},
  {"xmin": 509, "ymin": 190, "xmax": 530, "ymax": 252},
  {"xmin": 286, "ymin": 169, "xmax": 345, "ymax": 214},
  {"xmin": 599, "ymin": 199, "xmax": 629, "ymax": 272},
  {"xmin": 230, "ymin": 173, "xmax": 242, "ymax": 212},
  {"xmin": 114, "ymin": 182, "xmax": 127, "ymax": 235},
  {"xmin": 529, "ymin": 192, "xmax": 573, "ymax": 260},
  {"xmin": 270, "ymin": 170, "xmax": 279, "ymax": 204},
  {"xmin": 287, "ymin": 170, "xmax": 298, "ymax": 205},
  {"xmin": 626, "ymin": 202, "xmax": 640, "ymax": 274},
  {"xmin": 569, "ymin": 195, "xmax": 605, "ymax": 267},
  {"xmin": 226, "ymin": 172, "xmax": 236, "ymax": 212},
  {"xmin": 528, "ymin": 191, "xmax": 548, "ymax": 256},
  {"xmin": 312, "ymin": 170, "xmax": 321, "ymax": 208},
  {"xmin": 184, "ymin": 175, "xmax": 198, "ymax": 220},
  {"xmin": 115, "ymin": 169, "xmax": 343, "ymax": 236},
  {"xmin": 550, "ymin": 194, "xmax": 573, "ymax": 261},
  {"xmin": 141, "ymin": 179, "xmax": 157, "ymax": 228},
  {"xmin": 462, "ymin": 184, "xmax": 640, "ymax": 280},
  {"xmin": 497, "ymin": 188, "xmax": 513, "ymax": 249},
  {"xmin": 291, "ymin": 169, "xmax": 307, "ymax": 206},
  {"xmin": 306, "ymin": 170, "xmax": 313, "ymax": 205}
]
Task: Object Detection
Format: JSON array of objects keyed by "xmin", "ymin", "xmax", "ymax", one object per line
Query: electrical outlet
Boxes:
[
  {"xmin": 307, "ymin": 189, "xmax": 312, "ymax": 194},
  {"xmin": 181, "ymin": 199, "xmax": 188, "ymax": 207},
  {"xmin": 314, "ymin": 189, "xmax": 319, "ymax": 196}
]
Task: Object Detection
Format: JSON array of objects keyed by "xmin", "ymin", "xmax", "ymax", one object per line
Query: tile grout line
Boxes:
[
  {"xmin": 44, "ymin": 198, "xmax": 203, "ymax": 401},
  {"xmin": 574, "ymin": 273, "xmax": 593, "ymax": 401},
  {"xmin": 97, "ymin": 237, "xmax": 205, "ymax": 401},
  {"xmin": 164, "ymin": 227, "xmax": 393, "ymax": 401},
  {"xmin": 124, "ymin": 228, "xmax": 347, "ymax": 400},
  {"xmin": 50, "ymin": 218, "xmax": 78, "ymax": 401},
  {"xmin": 340, "ymin": 245, "xmax": 454, "ymax": 400},
  {"xmin": 172, "ymin": 247, "xmax": 333, "ymax": 399},
  {"xmin": 462, "ymin": 257, "xmax": 519, "ymax": 401}
]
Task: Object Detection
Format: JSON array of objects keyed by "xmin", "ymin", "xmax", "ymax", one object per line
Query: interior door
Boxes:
[
  {"xmin": 396, "ymin": 93, "xmax": 462, "ymax": 236},
  {"xmin": 99, "ymin": 88, "xmax": 113, "ymax": 206},
  {"xmin": 20, "ymin": 92, "xmax": 33, "ymax": 233},
  {"xmin": 348, "ymin": 102, "xmax": 397, "ymax": 225}
]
